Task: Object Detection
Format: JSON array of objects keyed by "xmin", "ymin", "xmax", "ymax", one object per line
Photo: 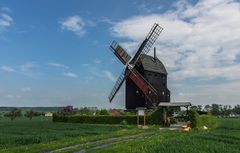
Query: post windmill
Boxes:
[{"xmin": 108, "ymin": 23, "xmax": 170, "ymax": 110}]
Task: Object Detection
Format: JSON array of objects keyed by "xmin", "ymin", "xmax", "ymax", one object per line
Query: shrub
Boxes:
[
  {"xmin": 188, "ymin": 109, "xmax": 200, "ymax": 128},
  {"xmin": 188, "ymin": 109, "xmax": 219, "ymax": 129},
  {"xmin": 197, "ymin": 115, "xmax": 219, "ymax": 129},
  {"xmin": 147, "ymin": 109, "xmax": 164, "ymax": 125},
  {"xmin": 4, "ymin": 108, "xmax": 22, "ymax": 120}
]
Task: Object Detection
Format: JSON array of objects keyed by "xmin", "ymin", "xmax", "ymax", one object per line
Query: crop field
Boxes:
[
  {"xmin": 0, "ymin": 117, "xmax": 239, "ymax": 153},
  {"xmin": 0, "ymin": 117, "xmax": 148, "ymax": 153},
  {"xmin": 92, "ymin": 118, "xmax": 240, "ymax": 153}
]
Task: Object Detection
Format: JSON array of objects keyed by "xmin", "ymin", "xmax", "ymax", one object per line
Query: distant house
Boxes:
[
  {"xmin": 45, "ymin": 112, "xmax": 53, "ymax": 117},
  {"xmin": 109, "ymin": 109, "xmax": 120, "ymax": 116}
]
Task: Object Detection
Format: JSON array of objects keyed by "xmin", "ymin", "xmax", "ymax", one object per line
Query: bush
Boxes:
[
  {"xmin": 147, "ymin": 109, "xmax": 164, "ymax": 125},
  {"xmin": 197, "ymin": 115, "xmax": 219, "ymax": 129},
  {"xmin": 188, "ymin": 109, "xmax": 200, "ymax": 128},
  {"xmin": 188, "ymin": 109, "xmax": 219, "ymax": 129}
]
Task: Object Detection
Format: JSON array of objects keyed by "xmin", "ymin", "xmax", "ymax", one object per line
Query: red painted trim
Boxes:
[{"xmin": 129, "ymin": 70, "xmax": 149, "ymax": 94}]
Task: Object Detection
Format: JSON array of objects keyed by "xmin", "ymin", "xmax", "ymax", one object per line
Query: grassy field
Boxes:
[
  {"xmin": 0, "ymin": 117, "xmax": 152, "ymax": 153},
  {"xmin": 91, "ymin": 118, "xmax": 240, "ymax": 153},
  {"xmin": 0, "ymin": 117, "xmax": 239, "ymax": 153}
]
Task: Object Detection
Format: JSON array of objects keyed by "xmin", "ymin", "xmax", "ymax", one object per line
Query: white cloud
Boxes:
[
  {"xmin": 0, "ymin": 8, "xmax": 13, "ymax": 33},
  {"xmin": 60, "ymin": 15, "xmax": 86, "ymax": 36},
  {"xmin": 103, "ymin": 70, "xmax": 116, "ymax": 82},
  {"xmin": 173, "ymin": 81, "xmax": 240, "ymax": 106},
  {"xmin": 20, "ymin": 63, "xmax": 34, "ymax": 72},
  {"xmin": 1, "ymin": 66, "xmax": 16, "ymax": 72},
  {"xmin": 99, "ymin": 17, "xmax": 116, "ymax": 25},
  {"xmin": 111, "ymin": 0, "xmax": 240, "ymax": 81},
  {"xmin": 21, "ymin": 87, "xmax": 32, "ymax": 92},
  {"xmin": 48, "ymin": 62, "xmax": 69, "ymax": 69},
  {"xmin": 63, "ymin": 72, "xmax": 78, "ymax": 78}
]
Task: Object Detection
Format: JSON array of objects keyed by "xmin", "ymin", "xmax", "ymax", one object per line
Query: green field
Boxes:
[
  {"xmin": 0, "ymin": 117, "xmax": 150, "ymax": 153},
  {"xmin": 92, "ymin": 118, "xmax": 240, "ymax": 153},
  {"xmin": 0, "ymin": 117, "xmax": 239, "ymax": 153}
]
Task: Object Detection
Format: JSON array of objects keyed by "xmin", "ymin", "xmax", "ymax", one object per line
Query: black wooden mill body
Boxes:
[{"xmin": 126, "ymin": 53, "xmax": 170, "ymax": 109}]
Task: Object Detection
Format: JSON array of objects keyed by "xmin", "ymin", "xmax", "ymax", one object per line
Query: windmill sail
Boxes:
[
  {"xmin": 110, "ymin": 41, "xmax": 131, "ymax": 65},
  {"xmin": 108, "ymin": 69, "xmax": 126, "ymax": 102},
  {"xmin": 131, "ymin": 23, "xmax": 163, "ymax": 66}
]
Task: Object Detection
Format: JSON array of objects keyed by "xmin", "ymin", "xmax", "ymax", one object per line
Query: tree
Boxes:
[
  {"xmin": 197, "ymin": 105, "xmax": 202, "ymax": 111},
  {"xmin": 204, "ymin": 105, "xmax": 212, "ymax": 112},
  {"xmin": 211, "ymin": 104, "xmax": 220, "ymax": 116},
  {"xmin": 221, "ymin": 105, "xmax": 232, "ymax": 117},
  {"xmin": 4, "ymin": 108, "xmax": 22, "ymax": 120},
  {"xmin": 59, "ymin": 105, "xmax": 76, "ymax": 116},
  {"xmin": 25, "ymin": 110, "xmax": 36, "ymax": 120},
  {"xmin": 79, "ymin": 107, "xmax": 92, "ymax": 115},
  {"xmin": 233, "ymin": 105, "xmax": 240, "ymax": 115},
  {"xmin": 191, "ymin": 105, "xmax": 198, "ymax": 110}
]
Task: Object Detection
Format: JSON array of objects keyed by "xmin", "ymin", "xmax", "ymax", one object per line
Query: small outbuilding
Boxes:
[{"xmin": 45, "ymin": 112, "xmax": 53, "ymax": 117}]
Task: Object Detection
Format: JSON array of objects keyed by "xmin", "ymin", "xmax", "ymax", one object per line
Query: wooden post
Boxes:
[
  {"xmin": 137, "ymin": 114, "xmax": 139, "ymax": 126},
  {"xmin": 144, "ymin": 111, "xmax": 146, "ymax": 126}
]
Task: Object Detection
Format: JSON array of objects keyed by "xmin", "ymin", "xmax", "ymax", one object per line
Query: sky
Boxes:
[{"xmin": 0, "ymin": 0, "xmax": 240, "ymax": 108}]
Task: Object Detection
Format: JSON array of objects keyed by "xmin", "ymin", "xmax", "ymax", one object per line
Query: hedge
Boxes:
[{"xmin": 53, "ymin": 111, "xmax": 163, "ymax": 125}]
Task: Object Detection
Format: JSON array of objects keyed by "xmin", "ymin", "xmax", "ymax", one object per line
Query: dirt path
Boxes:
[
  {"xmin": 73, "ymin": 132, "xmax": 158, "ymax": 153},
  {"xmin": 47, "ymin": 131, "xmax": 159, "ymax": 153}
]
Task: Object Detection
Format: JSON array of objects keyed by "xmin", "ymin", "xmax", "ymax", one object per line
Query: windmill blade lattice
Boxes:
[
  {"xmin": 131, "ymin": 23, "xmax": 163, "ymax": 66},
  {"xmin": 143, "ymin": 23, "xmax": 163, "ymax": 55},
  {"xmin": 110, "ymin": 41, "xmax": 131, "ymax": 65},
  {"xmin": 108, "ymin": 69, "xmax": 126, "ymax": 102}
]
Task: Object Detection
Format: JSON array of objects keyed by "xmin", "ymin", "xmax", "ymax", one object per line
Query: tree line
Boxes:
[
  {"xmin": 1, "ymin": 104, "xmax": 239, "ymax": 120},
  {"xmin": 1, "ymin": 108, "xmax": 45, "ymax": 120},
  {"xmin": 191, "ymin": 104, "xmax": 240, "ymax": 117}
]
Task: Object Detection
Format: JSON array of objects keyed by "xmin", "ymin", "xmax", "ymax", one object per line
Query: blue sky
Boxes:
[{"xmin": 0, "ymin": 0, "xmax": 240, "ymax": 108}]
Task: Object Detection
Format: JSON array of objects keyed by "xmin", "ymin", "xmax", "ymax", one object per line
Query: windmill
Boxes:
[{"xmin": 108, "ymin": 23, "xmax": 170, "ymax": 110}]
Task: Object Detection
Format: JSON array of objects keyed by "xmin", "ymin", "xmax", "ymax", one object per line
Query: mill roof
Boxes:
[{"xmin": 140, "ymin": 54, "xmax": 167, "ymax": 74}]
